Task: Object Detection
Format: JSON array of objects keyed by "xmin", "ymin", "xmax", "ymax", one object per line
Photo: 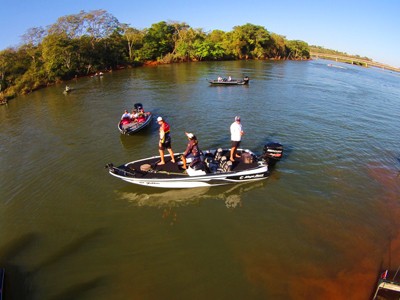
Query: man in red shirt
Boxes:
[{"xmin": 157, "ymin": 116, "xmax": 175, "ymax": 165}]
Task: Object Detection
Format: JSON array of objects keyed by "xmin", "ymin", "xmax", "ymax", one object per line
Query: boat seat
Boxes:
[
  {"xmin": 219, "ymin": 156, "xmax": 232, "ymax": 172},
  {"xmin": 204, "ymin": 157, "xmax": 218, "ymax": 173},
  {"xmin": 186, "ymin": 167, "xmax": 206, "ymax": 176},
  {"xmin": 214, "ymin": 148, "xmax": 224, "ymax": 161}
]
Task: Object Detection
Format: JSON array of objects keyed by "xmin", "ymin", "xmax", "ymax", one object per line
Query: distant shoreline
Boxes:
[{"xmin": 1, "ymin": 55, "xmax": 396, "ymax": 106}]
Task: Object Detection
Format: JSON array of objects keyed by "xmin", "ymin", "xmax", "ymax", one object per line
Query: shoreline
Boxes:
[{"xmin": 5, "ymin": 54, "xmax": 395, "ymax": 106}]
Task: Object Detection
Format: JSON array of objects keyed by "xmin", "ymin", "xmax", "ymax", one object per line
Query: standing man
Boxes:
[
  {"xmin": 157, "ymin": 116, "xmax": 175, "ymax": 165},
  {"xmin": 230, "ymin": 116, "xmax": 244, "ymax": 162}
]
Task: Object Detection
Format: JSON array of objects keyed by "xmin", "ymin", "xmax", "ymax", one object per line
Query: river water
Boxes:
[{"xmin": 1, "ymin": 59, "xmax": 399, "ymax": 299}]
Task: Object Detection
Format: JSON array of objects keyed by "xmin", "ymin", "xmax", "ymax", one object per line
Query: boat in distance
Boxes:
[
  {"xmin": 208, "ymin": 76, "xmax": 249, "ymax": 85},
  {"xmin": 118, "ymin": 103, "xmax": 152, "ymax": 135},
  {"xmin": 106, "ymin": 143, "xmax": 283, "ymax": 188},
  {"xmin": 63, "ymin": 85, "xmax": 73, "ymax": 94}
]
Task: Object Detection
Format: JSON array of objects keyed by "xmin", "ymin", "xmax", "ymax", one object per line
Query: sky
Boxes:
[{"xmin": 1, "ymin": 0, "xmax": 399, "ymax": 67}]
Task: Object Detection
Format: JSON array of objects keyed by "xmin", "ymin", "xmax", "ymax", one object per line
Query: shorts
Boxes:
[
  {"xmin": 231, "ymin": 140, "xmax": 241, "ymax": 148},
  {"xmin": 159, "ymin": 141, "xmax": 172, "ymax": 150}
]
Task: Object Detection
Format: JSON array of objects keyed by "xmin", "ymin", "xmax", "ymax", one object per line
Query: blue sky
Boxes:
[{"xmin": 1, "ymin": 0, "xmax": 399, "ymax": 67}]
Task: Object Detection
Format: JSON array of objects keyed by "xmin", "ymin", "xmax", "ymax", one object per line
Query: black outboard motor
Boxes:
[
  {"xmin": 262, "ymin": 143, "xmax": 283, "ymax": 166},
  {"xmin": 134, "ymin": 103, "xmax": 143, "ymax": 110},
  {"xmin": 243, "ymin": 76, "xmax": 250, "ymax": 84}
]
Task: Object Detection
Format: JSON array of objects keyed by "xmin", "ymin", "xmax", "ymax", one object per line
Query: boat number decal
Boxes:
[
  {"xmin": 239, "ymin": 174, "xmax": 265, "ymax": 180},
  {"xmin": 139, "ymin": 181, "xmax": 160, "ymax": 185}
]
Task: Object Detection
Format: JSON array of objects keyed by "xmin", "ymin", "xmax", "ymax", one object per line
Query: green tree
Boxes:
[
  {"xmin": 174, "ymin": 27, "xmax": 207, "ymax": 61},
  {"xmin": 100, "ymin": 30, "xmax": 128, "ymax": 68},
  {"xmin": 41, "ymin": 33, "xmax": 78, "ymax": 81},
  {"xmin": 286, "ymin": 40, "xmax": 310, "ymax": 59},
  {"xmin": 142, "ymin": 21, "xmax": 175, "ymax": 60},
  {"xmin": 268, "ymin": 33, "xmax": 286, "ymax": 59},
  {"xmin": 0, "ymin": 47, "xmax": 32, "ymax": 94},
  {"xmin": 123, "ymin": 26, "xmax": 145, "ymax": 62},
  {"xmin": 229, "ymin": 23, "xmax": 271, "ymax": 59},
  {"xmin": 206, "ymin": 30, "xmax": 230, "ymax": 60}
]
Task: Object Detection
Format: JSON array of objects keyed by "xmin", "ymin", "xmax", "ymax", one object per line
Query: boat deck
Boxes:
[
  {"xmin": 372, "ymin": 270, "xmax": 400, "ymax": 300},
  {"xmin": 119, "ymin": 149, "xmax": 261, "ymax": 179}
]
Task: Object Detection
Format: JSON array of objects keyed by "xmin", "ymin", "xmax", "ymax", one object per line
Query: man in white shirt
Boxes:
[{"xmin": 230, "ymin": 116, "xmax": 244, "ymax": 162}]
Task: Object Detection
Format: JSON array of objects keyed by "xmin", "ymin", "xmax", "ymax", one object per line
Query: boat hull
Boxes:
[
  {"xmin": 208, "ymin": 77, "xmax": 249, "ymax": 85},
  {"xmin": 208, "ymin": 81, "xmax": 247, "ymax": 85},
  {"xmin": 110, "ymin": 165, "xmax": 269, "ymax": 188}
]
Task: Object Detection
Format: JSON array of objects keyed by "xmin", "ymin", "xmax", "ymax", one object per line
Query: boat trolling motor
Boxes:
[
  {"xmin": 262, "ymin": 143, "xmax": 283, "ymax": 166},
  {"xmin": 105, "ymin": 163, "xmax": 136, "ymax": 177}
]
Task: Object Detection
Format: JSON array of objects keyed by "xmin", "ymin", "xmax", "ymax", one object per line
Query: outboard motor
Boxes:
[
  {"xmin": 243, "ymin": 76, "xmax": 250, "ymax": 84},
  {"xmin": 134, "ymin": 103, "xmax": 143, "ymax": 110},
  {"xmin": 262, "ymin": 143, "xmax": 283, "ymax": 166}
]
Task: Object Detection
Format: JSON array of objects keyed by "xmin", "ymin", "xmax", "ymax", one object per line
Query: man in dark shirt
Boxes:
[{"xmin": 181, "ymin": 132, "xmax": 201, "ymax": 169}]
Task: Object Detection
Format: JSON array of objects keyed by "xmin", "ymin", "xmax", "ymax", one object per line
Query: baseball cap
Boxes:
[
  {"xmin": 157, "ymin": 116, "xmax": 163, "ymax": 122},
  {"xmin": 235, "ymin": 116, "xmax": 241, "ymax": 121}
]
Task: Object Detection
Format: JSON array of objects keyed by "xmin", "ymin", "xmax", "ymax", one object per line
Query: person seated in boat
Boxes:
[
  {"xmin": 217, "ymin": 76, "xmax": 223, "ymax": 82},
  {"xmin": 129, "ymin": 109, "xmax": 138, "ymax": 122},
  {"xmin": 181, "ymin": 132, "xmax": 201, "ymax": 170},
  {"xmin": 136, "ymin": 107, "xmax": 147, "ymax": 123},
  {"xmin": 121, "ymin": 109, "xmax": 131, "ymax": 119},
  {"xmin": 228, "ymin": 76, "xmax": 232, "ymax": 81},
  {"xmin": 121, "ymin": 110, "xmax": 131, "ymax": 125}
]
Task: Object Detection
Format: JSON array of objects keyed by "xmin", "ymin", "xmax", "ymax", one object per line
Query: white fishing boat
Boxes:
[{"xmin": 106, "ymin": 143, "xmax": 283, "ymax": 188}]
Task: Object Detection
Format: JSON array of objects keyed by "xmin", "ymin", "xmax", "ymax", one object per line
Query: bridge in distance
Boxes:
[{"xmin": 310, "ymin": 52, "xmax": 400, "ymax": 73}]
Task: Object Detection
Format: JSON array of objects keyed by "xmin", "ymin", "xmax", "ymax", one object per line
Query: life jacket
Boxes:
[
  {"xmin": 121, "ymin": 118, "xmax": 131, "ymax": 125},
  {"xmin": 191, "ymin": 143, "xmax": 200, "ymax": 157},
  {"xmin": 160, "ymin": 122, "xmax": 171, "ymax": 142}
]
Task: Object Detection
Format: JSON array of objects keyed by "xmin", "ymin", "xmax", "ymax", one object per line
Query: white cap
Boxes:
[
  {"xmin": 157, "ymin": 116, "xmax": 163, "ymax": 122},
  {"xmin": 186, "ymin": 133, "xmax": 194, "ymax": 139},
  {"xmin": 235, "ymin": 116, "xmax": 241, "ymax": 121}
]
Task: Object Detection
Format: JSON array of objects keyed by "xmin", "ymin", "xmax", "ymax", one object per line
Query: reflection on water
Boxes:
[
  {"xmin": 117, "ymin": 181, "xmax": 264, "ymax": 208},
  {"xmin": 367, "ymin": 162, "xmax": 400, "ymax": 269},
  {"xmin": 118, "ymin": 186, "xmax": 211, "ymax": 207}
]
